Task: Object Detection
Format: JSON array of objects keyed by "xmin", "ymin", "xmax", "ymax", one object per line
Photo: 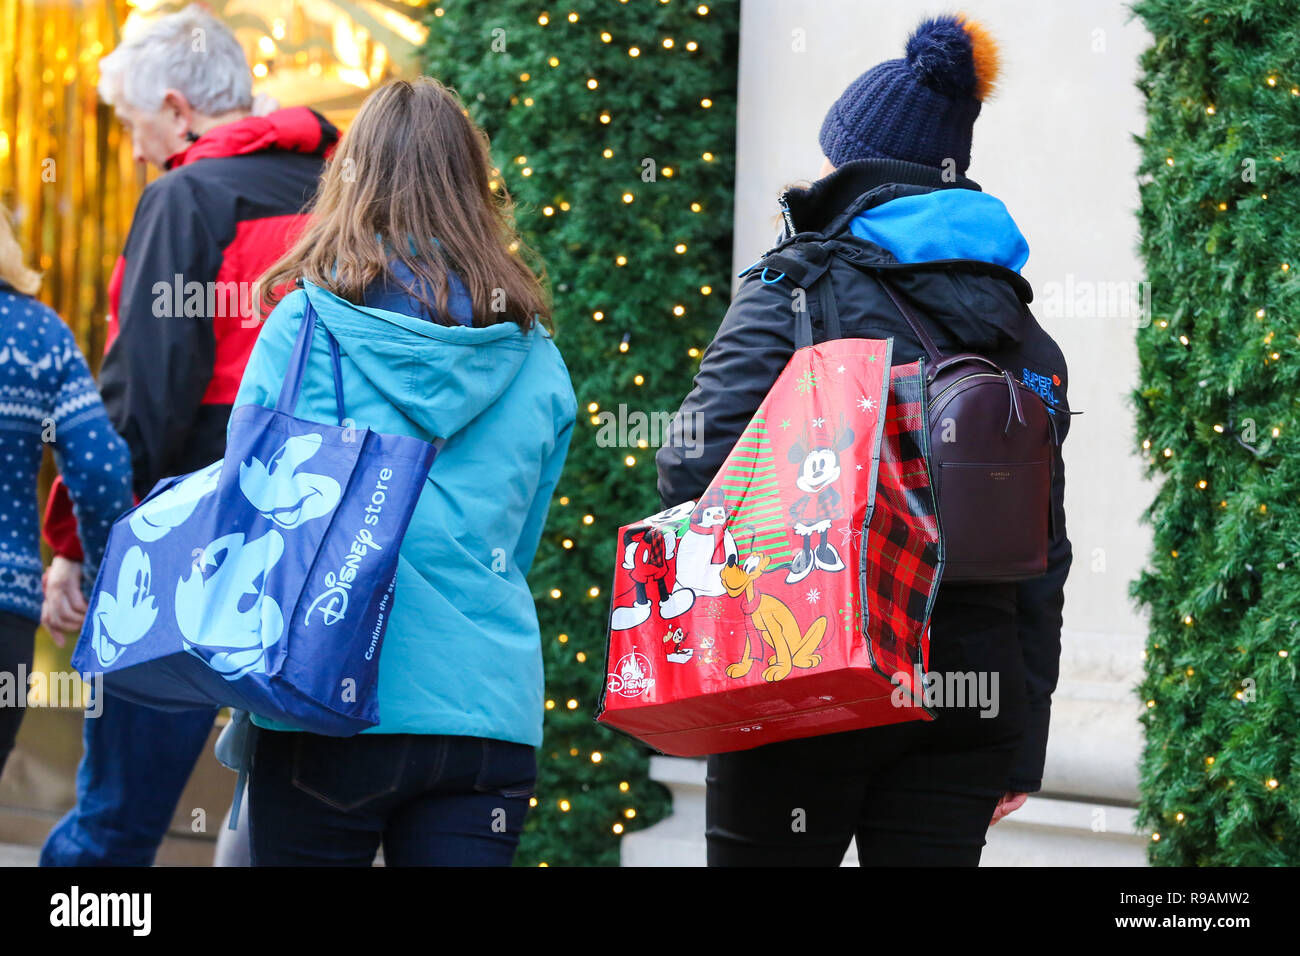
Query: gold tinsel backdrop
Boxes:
[
  {"xmin": 0, "ymin": 0, "xmax": 140, "ymax": 364},
  {"xmin": 0, "ymin": 0, "xmax": 426, "ymax": 364}
]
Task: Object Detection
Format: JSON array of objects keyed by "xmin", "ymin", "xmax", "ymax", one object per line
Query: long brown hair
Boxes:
[{"xmin": 261, "ymin": 77, "xmax": 549, "ymax": 331}]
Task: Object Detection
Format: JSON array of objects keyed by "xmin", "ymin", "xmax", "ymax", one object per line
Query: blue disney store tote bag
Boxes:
[{"xmin": 71, "ymin": 298, "xmax": 440, "ymax": 735}]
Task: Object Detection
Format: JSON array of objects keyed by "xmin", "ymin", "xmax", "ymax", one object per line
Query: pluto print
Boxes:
[{"xmin": 72, "ymin": 300, "xmax": 439, "ymax": 735}]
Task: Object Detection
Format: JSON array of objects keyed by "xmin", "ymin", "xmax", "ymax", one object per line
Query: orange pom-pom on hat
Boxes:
[{"xmin": 958, "ymin": 13, "xmax": 1001, "ymax": 102}]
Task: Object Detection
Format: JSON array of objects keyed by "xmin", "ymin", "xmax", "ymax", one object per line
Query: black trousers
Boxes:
[
  {"xmin": 0, "ymin": 610, "xmax": 36, "ymax": 779},
  {"xmin": 706, "ymin": 585, "xmax": 1028, "ymax": 866}
]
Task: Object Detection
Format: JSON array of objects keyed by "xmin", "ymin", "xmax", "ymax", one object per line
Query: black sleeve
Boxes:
[
  {"xmin": 98, "ymin": 178, "xmax": 224, "ymax": 497},
  {"xmin": 1008, "ymin": 432, "xmax": 1073, "ymax": 793},
  {"xmin": 654, "ymin": 273, "xmax": 800, "ymax": 510}
]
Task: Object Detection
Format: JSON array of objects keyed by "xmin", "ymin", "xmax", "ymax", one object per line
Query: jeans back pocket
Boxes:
[
  {"xmin": 473, "ymin": 739, "xmax": 538, "ymax": 800},
  {"xmin": 291, "ymin": 734, "xmax": 413, "ymax": 812}
]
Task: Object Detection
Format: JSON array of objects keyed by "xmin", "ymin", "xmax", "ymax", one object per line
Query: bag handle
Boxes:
[
  {"xmin": 878, "ymin": 278, "xmax": 944, "ymax": 360},
  {"xmin": 275, "ymin": 294, "xmax": 347, "ymax": 426}
]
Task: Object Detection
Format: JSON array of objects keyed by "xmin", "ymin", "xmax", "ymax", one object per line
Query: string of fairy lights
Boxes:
[
  {"xmin": 450, "ymin": 1, "xmax": 723, "ymax": 861},
  {"xmin": 1141, "ymin": 67, "xmax": 1295, "ymax": 845}
]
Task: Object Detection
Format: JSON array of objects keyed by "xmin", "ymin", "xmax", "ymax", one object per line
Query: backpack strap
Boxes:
[
  {"xmin": 878, "ymin": 278, "xmax": 944, "ymax": 360},
  {"xmin": 745, "ymin": 240, "xmax": 863, "ymax": 350},
  {"xmin": 793, "ymin": 272, "xmax": 843, "ymax": 350}
]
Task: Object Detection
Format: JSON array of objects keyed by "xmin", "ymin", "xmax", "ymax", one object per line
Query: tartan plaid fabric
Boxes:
[{"xmin": 863, "ymin": 360, "xmax": 943, "ymax": 680}]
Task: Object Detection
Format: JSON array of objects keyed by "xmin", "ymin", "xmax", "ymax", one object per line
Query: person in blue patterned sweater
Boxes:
[{"xmin": 0, "ymin": 210, "xmax": 133, "ymax": 778}]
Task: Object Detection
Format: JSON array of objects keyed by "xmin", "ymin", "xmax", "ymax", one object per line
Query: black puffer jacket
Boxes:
[{"xmin": 656, "ymin": 158, "xmax": 1072, "ymax": 793}]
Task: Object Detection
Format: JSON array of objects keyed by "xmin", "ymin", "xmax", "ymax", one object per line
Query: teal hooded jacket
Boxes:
[{"xmin": 231, "ymin": 280, "xmax": 577, "ymax": 745}]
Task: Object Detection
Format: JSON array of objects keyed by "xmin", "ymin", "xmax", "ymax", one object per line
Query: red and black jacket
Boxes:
[{"xmin": 44, "ymin": 107, "xmax": 338, "ymax": 558}]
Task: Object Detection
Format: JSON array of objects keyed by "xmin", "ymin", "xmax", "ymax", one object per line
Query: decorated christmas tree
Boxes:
[
  {"xmin": 422, "ymin": 0, "xmax": 739, "ymax": 865},
  {"xmin": 1132, "ymin": 0, "xmax": 1300, "ymax": 865}
]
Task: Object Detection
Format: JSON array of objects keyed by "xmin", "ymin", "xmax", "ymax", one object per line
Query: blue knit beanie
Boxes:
[{"xmin": 819, "ymin": 14, "xmax": 1000, "ymax": 174}]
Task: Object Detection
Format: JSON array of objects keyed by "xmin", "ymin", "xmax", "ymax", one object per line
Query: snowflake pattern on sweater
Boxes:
[{"xmin": 0, "ymin": 282, "xmax": 133, "ymax": 621}]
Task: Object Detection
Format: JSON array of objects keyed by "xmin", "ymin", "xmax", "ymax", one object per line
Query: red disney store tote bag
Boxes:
[{"xmin": 596, "ymin": 319, "xmax": 945, "ymax": 756}]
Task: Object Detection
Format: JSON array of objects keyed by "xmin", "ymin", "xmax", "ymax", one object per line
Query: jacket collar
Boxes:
[
  {"xmin": 782, "ymin": 158, "xmax": 981, "ymax": 237},
  {"xmin": 165, "ymin": 107, "xmax": 339, "ymax": 170},
  {"xmin": 767, "ymin": 158, "xmax": 1033, "ymax": 303}
]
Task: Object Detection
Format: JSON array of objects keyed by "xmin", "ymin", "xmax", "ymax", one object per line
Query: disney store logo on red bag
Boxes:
[{"xmin": 606, "ymin": 651, "xmax": 655, "ymax": 698}]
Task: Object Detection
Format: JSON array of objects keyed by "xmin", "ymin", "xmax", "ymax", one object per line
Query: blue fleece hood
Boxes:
[{"xmin": 848, "ymin": 188, "xmax": 1029, "ymax": 272}]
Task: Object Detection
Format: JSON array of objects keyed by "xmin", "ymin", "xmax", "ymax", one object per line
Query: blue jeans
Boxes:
[
  {"xmin": 248, "ymin": 730, "xmax": 536, "ymax": 866},
  {"xmin": 40, "ymin": 693, "xmax": 217, "ymax": 866}
]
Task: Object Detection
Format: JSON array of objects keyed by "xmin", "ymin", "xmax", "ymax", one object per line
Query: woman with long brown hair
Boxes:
[{"xmin": 234, "ymin": 77, "xmax": 577, "ymax": 866}]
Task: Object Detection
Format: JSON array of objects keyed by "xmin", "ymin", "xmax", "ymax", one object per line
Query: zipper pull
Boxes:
[{"xmin": 778, "ymin": 191, "xmax": 796, "ymax": 238}]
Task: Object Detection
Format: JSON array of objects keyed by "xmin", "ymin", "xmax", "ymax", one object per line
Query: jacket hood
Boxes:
[
  {"xmin": 167, "ymin": 107, "xmax": 339, "ymax": 169},
  {"xmin": 783, "ymin": 157, "xmax": 981, "ymax": 234},
  {"xmin": 848, "ymin": 189, "xmax": 1029, "ymax": 274},
  {"xmin": 776, "ymin": 158, "xmax": 1036, "ymax": 353},
  {"xmin": 300, "ymin": 280, "xmax": 538, "ymax": 440}
]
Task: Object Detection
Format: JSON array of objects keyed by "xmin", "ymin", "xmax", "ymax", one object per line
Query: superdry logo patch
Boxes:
[{"xmin": 1021, "ymin": 367, "xmax": 1060, "ymax": 414}]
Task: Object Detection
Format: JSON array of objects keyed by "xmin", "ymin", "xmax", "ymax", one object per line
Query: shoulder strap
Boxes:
[
  {"xmin": 746, "ymin": 239, "xmax": 865, "ymax": 351},
  {"xmin": 753, "ymin": 244, "xmax": 839, "ymax": 350},
  {"xmin": 794, "ymin": 273, "xmax": 844, "ymax": 350},
  {"xmin": 276, "ymin": 294, "xmax": 346, "ymax": 425},
  {"xmin": 878, "ymin": 277, "xmax": 944, "ymax": 360}
]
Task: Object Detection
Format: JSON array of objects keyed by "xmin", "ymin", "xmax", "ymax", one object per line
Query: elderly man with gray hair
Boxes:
[{"xmin": 38, "ymin": 5, "xmax": 337, "ymax": 867}]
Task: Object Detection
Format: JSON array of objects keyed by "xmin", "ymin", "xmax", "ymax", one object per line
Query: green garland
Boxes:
[
  {"xmin": 422, "ymin": 0, "xmax": 738, "ymax": 865},
  {"xmin": 1132, "ymin": 0, "xmax": 1300, "ymax": 865}
]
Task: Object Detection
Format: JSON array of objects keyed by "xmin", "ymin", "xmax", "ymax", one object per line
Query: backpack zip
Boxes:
[
  {"xmin": 928, "ymin": 372, "xmax": 1005, "ymax": 412},
  {"xmin": 778, "ymin": 191, "xmax": 797, "ymax": 237},
  {"xmin": 931, "ymin": 371, "xmax": 1039, "ymax": 436}
]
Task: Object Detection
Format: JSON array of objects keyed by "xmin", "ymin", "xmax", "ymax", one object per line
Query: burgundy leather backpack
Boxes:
[{"xmin": 879, "ymin": 281, "xmax": 1056, "ymax": 582}]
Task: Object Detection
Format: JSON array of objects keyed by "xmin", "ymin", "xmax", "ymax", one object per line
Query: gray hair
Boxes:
[{"xmin": 99, "ymin": 7, "xmax": 253, "ymax": 114}]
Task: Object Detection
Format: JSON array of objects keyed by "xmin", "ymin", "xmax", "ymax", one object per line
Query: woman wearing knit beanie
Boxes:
[{"xmin": 657, "ymin": 14, "xmax": 1074, "ymax": 866}]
